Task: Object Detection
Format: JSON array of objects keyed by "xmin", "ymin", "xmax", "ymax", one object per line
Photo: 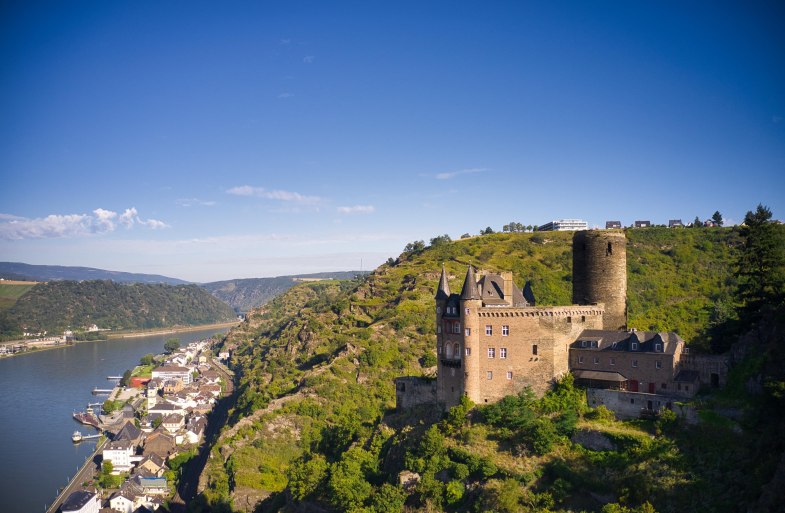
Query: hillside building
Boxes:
[{"xmin": 538, "ymin": 219, "xmax": 588, "ymax": 231}]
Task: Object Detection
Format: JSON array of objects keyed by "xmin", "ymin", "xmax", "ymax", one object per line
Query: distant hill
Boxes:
[
  {"xmin": 201, "ymin": 271, "xmax": 366, "ymax": 313},
  {"xmin": 0, "ymin": 262, "xmax": 189, "ymax": 285},
  {"xmin": 0, "ymin": 280, "xmax": 236, "ymax": 336}
]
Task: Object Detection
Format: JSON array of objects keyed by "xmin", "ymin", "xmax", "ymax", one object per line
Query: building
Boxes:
[
  {"xmin": 151, "ymin": 365, "xmax": 192, "ymax": 385},
  {"xmin": 409, "ymin": 230, "xmax": 709, "ymax": 418},
  {"xmin": 538, "ymin": 219, "xmax": 589, "ymax": 231},
  {"xmin": 103, "ymin": 439, "xmax": 135, "ymax": 473},
  {"xmin": 668, "ymin": 219, "xmax": 684, "ymax": 228},
  {"xmin": 634, "ymin": 220, "xmax": 652, "ymax": 228},
  {"xmin": 605, "ymin": 221, "xmax": 622, "ymax": 229},
  {"xmin": 61, "ymin": 490, "xmax": 100, "ymax": 513}
]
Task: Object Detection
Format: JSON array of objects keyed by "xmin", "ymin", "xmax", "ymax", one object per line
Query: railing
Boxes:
[{"xmin": 440, "ymin": 358, "xmax": 462, "ymax": 368}]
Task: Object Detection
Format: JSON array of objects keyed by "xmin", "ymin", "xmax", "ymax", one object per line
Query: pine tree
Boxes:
[{"xmin": 737, "ymin": 204, "xmax": 785, "ymax": 317}]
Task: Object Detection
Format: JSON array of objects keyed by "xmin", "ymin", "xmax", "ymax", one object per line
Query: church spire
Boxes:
[
  {"xmin": 435, "ymin": 264, "xmax": 451, "ymax": 300},
  {"xmin": 460, "ymin": 265, "xmax": 481, "ymax": 300}
]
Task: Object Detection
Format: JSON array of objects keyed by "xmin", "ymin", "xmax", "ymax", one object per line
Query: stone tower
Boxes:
[{"xmin": 572, "ymin": 230, "xmax": 627, "ymax": 330}]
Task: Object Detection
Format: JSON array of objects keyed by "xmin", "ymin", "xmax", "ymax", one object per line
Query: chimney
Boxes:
[{"xmin": 501, "ymin": 272, "xmax": 513, "ymax": 305}]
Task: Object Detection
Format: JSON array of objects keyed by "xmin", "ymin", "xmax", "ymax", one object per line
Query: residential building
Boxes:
[
  {"xmin": 61, "ymin": 490, "xmax": 100, "ymax": 513},
  {"xmin": 538, "ymin": 219, "xmax": 588, "ymax": 231},
  {"xmin": 103, "ymin": 439, "xmax": 135, "ymax": 473},
  {"xmin": 151, "ymin": 365, "xmax": 192, "ymax": 385},
  {"xmin": 605, "ymin": 221, "xmax": 622, "ymax": 229},
  {"xmin": 634, "ymin": 220, "xmax": 651, "ymax": 228}
]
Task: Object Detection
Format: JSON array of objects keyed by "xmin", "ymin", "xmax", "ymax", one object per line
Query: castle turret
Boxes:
[
  {"xmin": 572, "ymin": 230, "xmax": 627, "ymax": 330},
  {"xmin": 459, "ymin": 266, "xmax": 482, "ymax": 405},
  {"xmin": 435, "ymin": 264, "xmax": 451, "ymax": 302}
]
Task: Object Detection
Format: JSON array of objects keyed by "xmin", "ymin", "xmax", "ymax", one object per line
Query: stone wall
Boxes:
[
  {"xmin": 679, "ymin": 352, "xmax": 729, "ymax": 389},
  {"xmin": 395, "ymin": 377, "xmax": 437, "ymax": 410},
  {"xmin": 586, "ymin": 388, "xmax": 698, "ymax": 422}
]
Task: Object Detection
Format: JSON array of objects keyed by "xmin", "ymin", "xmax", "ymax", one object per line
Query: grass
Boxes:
[{"xmin": 0, "ymin": 282, "xmax": 37, "ymax": 310}]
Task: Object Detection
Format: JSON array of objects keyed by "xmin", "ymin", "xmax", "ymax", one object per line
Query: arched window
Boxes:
[
  {"xmin": 445, "ymin": 343, "xmax": 453, "ymax": 359},
  {"xmin": 454, "ymin": 343, "xmax": 461, "ymax": 360}
]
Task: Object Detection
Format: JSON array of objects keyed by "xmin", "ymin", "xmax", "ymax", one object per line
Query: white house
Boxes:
[
  {"xmin": 60, "ymin": 490, "xmax": 100, "ymax": 513},
  {"xmin": 103, "ymin": 439, "xmax": 135, "ymax": 473},
  {"xmin": 108, "ymin": 490, "xmax": 137, "ymax": 513},
  {"xmin": 151, "ymin": 365, "xmax": 192, "ymax": 385}
]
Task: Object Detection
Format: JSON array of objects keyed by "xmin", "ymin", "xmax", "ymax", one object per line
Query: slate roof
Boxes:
[
  {"xmin": 61, "ymin": 490, "xmax": 96, "ymax": 512},
  {"xmin": 115, "ymin": 421, "xmax": 142, "ymax": 442},
  {"xmin": 573, "ymin": 369, "xmax": 628, "ymax": 382},
  {"xmin": 573, "ymin": 329, "xmax": 683, "ymax": 355},
  {"xmin": 435, "ymin": 264, "xmax": 451, "ymax": 300},
  {"xmin": 460, "ymin": 266, "xmax": 481, "ymax": 300}
]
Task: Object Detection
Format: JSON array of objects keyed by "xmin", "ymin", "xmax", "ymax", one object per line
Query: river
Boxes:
[{"xmin": 0, "ymin": 327, "xmax": 230, "ymax": 513}]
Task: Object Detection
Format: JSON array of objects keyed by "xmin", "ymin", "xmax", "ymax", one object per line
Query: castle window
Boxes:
[
  {"xmin": 454, "ymin": 343, "xmax": 460, "ymax": 359},
  {"xmin": 465, "ymin": 347, "xmax": 471, "ymax": 356},
  {"xmin": 465, "ymin": 328, "xmax": 471, "ymax": 336},
  {"xmin": 436, "ymin": 307, "xmax": 441, "ymax": 314},
  {"xmin": 453, "ymin": 323, "xmax": 461, "ymax": 334},
  {"xmin": 500, "ymin": 348, "xmax": 507, "ymax": 359},
  {"xmin": 485, "ymin": 325, "xmax": 493, "ymax": 336},
  {"xmin": 506, "ymin": 371, "xmax": 513, "ymax": 380},
  {"xmin": 581, "ymin": 315, "xmax": 586, "ymax": 322},
  {"xmin": 632, "ymin": 359, "xmax": 638, "ymax": 368},
  {"xmin": 631, "ymin": 342, "xmax": 638, "ymax": 351},
  {"xmin": 532, "ymin": 344, "xmax": 538, "ymax": 356},
  {"xmin": 656, "ymin": 360, "xmax": 662, "ymax": 369},
  {"xmin": 445, "ymin": 344, "xmax": 453, "ymax": 359},
  {"xmin": 465, "ymin": 308, "xmax": 470, "ymax": 315},
  {"xmin": 593, "ymin": 357, "xmax": 600, "ymax": 365},
  {"xmin": 578, "ymin": 356, "xmax": 584, "ymax": 364},
  {"xmin": 607, "ymin": 242, "xmax": 613, "ymax": 255},
  {"xmin": 487, "ymin": 371, "xmax": 493, "ymax": 380},
  {"xmin": 609, "ymin": 357, "xmax": 615, "ymax": 366},
  {"xmin": 502, "ymin": 325, "xmax": 509, "ymax": 336},
  {"xmin": 488, "ymin": 347, "xmax": 495, "ymax": 358},
  {"xmin": 655, "ymin": 343, "xmax": 662, "ymax": 352},
  {"xmin": 567, "ymin": 316, "xmax": 572, "ymax": 323},
  {"xmin": 437, "ymin": 326, "xmax": 441, "ymax": 334}
]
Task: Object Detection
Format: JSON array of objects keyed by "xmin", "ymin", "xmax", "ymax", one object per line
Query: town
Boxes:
[{"xmin": 53, "ymin": 337, "xmax": 233, "ymax": 513}]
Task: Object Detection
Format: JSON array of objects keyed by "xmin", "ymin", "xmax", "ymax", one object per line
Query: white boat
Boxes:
[{"xmin": 71, "ymin": 430, "xmax": 83, "ymax": 442}]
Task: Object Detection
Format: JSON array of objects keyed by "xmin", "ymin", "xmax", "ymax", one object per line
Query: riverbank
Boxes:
[
  {"xmin": 107, "ymin": 320, "xmax": 240, "ymax": 339},
  {"xmin": 0, "ymin": 320, "xmax": 240, "ymax": 359}
]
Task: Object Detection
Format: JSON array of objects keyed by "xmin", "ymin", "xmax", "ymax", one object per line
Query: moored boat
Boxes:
[
  {"xmin": 72, "ymin": 405, "xmax": 100, "ymax": 428},
  {"xmin": 71, "ymin": 430, "xmax": 82, "ymax": 442}
]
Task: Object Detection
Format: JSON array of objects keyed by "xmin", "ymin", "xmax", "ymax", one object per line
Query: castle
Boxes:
[{"xmin": 396, "ymin": 230, "xmax": 725, "ymax": 417}]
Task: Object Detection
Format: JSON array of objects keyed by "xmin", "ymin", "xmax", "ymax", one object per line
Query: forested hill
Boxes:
[
  {"xmin": 201, "ymin": 271, "xmax": 366, "ymax": 313},
  {"xmin": 0, "ymin": 261, "xmax": 189, "ymax": 284},
  {"xmin": 0, "ymin": 281, "xmax": 236, "ymax": 335},
  {"xmin": 195, "ymin": 226, "xmax": 785, "ymax": 512}
]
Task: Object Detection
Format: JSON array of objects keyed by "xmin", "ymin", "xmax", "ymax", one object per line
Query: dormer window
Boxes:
[
  {"xmin": 581, "ymin": 340, "xmax": 587, "ymax": 348},
  {"xmin": 631, "ymin": 342, "xmax": 638, "ymax": 351},
  {"xmin": 655, "ymin": 343, "xmax": 662, "ymax": 352},
  {"xmin": 591, "ymin": 340, "xmax": 598, "ymax": 348}
]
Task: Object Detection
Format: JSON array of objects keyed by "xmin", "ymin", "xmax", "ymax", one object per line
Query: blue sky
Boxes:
[{"xmin": 1, "ymin": 1, "xmax": 783, "ymax": 282}]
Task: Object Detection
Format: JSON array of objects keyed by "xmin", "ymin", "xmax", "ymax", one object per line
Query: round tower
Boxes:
[{"xmin": 572, "ymin": 230, "xmax": 627, "ymax": 330}]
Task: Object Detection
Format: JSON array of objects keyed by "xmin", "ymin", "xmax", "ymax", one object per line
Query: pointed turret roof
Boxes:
[
  {"xmin": 435, "ymin": 264, "xmax": 451, "ymax": 300},
  {"xmin": 460, "ymin": 265, "xmax": 481, "ymax": 300}
]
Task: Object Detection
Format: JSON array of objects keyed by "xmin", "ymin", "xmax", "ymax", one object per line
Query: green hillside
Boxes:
[
  {"xmin": 0, "ymin": 280, "xmax": 237, "ymax": 336},
  {"xmin": 0, "ymin": 281, "xmax": 37, "ymax": 311},
  {"xmin": 195, "ymin": 227, "xmax": 784, "ymax": 513}
]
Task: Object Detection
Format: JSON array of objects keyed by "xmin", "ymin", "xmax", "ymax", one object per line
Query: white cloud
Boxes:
[
  {"xmin": 280, "ymin": 38, "xmax": 291, "ymax": 45},
  {"xmin": 176, "ymin": 198, "xmax": 216, "ymax": 207},
  {"xmin": 226, "ymin": 185, "xmax": 323, "ymax": 205},
  {"xmin": 0, "ymin": 207, "xmax": 168, "ymax": 240},
  {"xmin": 278, "ymin": 92, "xmax": 294, "ymax": 99},
  {"xmin": 337, "ymin": 205, "xmax": 375, "ymax": 214},
  {"xmin": 435, "ymin": 167, "xmax": 488, "ymax": 180},
  {"xmin": 303, "ymin": 55, "xmax": 315, "ymax": 64}
]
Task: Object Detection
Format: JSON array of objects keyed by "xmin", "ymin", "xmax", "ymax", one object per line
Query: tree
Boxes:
[
  {"xmin": 460, "ymin": 233, "xmax": 471, "ymax": 239},
  {"xmin": 119, "ymin": 368, "xmax": 132, "ymax": 387},
  {"xmin": 481, "ymin": 226, "xmax": 495, "ymax": 235},
  {"xmin": 164, "ymin": 338, "xmax": 180, "ymax": 353},
  {"xmin": 693, "ymin": 215, "xmax": 702, "ymax": 228},
  {"xmin": 288, "ymin": 454, "xmax": 328, "ymax": 501},
  {"xmin": 738, "ymin": 204, "xmax": 785, "ymax": 315},
  {"xmin": 429, "ymin": 234, "xmax": 452, "ymax": 246},
  {"xmin": 404, "ymin": 240, "xmax": 425, "ymax": 253},
  {"xmin": 140, "ymin": 353, "xmax": 155, "ymax": 366},
  {"xmin": 712, "ymin": 210, "xmax": 724, "ymax": 226}
]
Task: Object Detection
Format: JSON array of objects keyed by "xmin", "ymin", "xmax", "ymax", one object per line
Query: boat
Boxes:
[
  {"xmin": 72, "ymin": 405, "xmax": 100, "ymax": 428},
  {"xmin": 71, "ymin": 430, "xmax": 83, "ymax": 442}
]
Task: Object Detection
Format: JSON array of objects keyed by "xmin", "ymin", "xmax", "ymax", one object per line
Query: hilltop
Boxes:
[
  {"xmin": 0, "ymin": 280, "xmax": 237, "ymax": 337},
  {"xmin": 0, "ymin": 261, "xmax": 190, "ymax": 285},
  {"xmin": 191, "ymin": 226, "xmax": 785, "ymax": 512},
  {"xmin": 201, "ymin": 271, "xmax": 366, "ymax": 314}
]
